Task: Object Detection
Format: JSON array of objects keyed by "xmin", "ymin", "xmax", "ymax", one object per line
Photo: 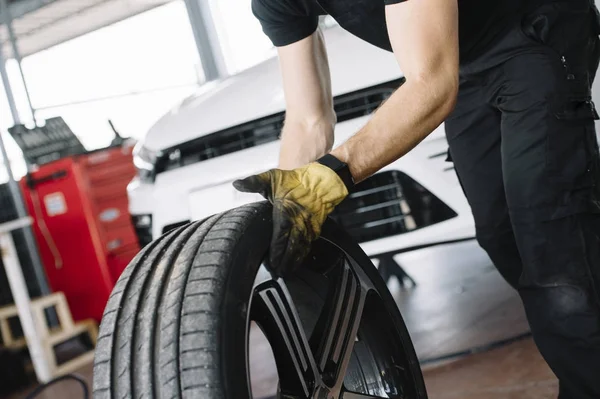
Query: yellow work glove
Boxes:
[{"xmin": 233, "ymin": 162, "xmax": 349, "ymax": 276}]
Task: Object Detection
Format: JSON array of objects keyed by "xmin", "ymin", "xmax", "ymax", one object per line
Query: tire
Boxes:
[{"xmin": 92, "ymin": 202, "xmax": 427, "ymax": 399}]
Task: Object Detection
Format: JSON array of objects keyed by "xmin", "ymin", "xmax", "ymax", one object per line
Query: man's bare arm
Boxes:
[
  {"xmin": 277, "ymin": 28, "xmax": 336, "ymax": 170},
  {"xmin": 331, "ymin": 0, "xmax": 459, "ymax": 182}
]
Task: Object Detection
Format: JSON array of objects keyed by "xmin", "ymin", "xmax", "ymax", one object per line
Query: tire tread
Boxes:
[{"xmin": 93, "ymin": 203, "xmax": 266, "ymax": 399}]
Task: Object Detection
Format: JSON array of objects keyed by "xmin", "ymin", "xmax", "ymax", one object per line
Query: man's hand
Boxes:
[{"xmin": 233, "ymin": 162, "xmax": 348, "ymax": 276}]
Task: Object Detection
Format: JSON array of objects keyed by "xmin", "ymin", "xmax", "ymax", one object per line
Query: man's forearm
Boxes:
[
  {"xmin": 278, "ymin": 114, "xmax": 335, "ymax": 170},
  {"xmin": 331, "ymin": 76, "xmax": 457, "ymax": 183},
  {"xmin": 275, "ymin": 29, "xmax": 336, "ymax": 171}
]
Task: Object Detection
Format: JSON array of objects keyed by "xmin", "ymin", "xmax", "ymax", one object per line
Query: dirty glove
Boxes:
[{"xmin": 233, "ymin": 162, "xmax": 349, "ymax": 276}]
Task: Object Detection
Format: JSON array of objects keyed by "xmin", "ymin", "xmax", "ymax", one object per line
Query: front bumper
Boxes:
[{"xmin": 127, "ymin": 120, "xmax": 475, "ymax": 256}]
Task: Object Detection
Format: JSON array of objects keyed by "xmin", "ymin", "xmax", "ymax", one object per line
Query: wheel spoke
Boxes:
[
  {"xmin": 310, "ymin": 259, "xmax": 367, "ymax": 391},
  {"xmin": 252, "ymin": 278, "xmax": 320, "ymax": 397}
]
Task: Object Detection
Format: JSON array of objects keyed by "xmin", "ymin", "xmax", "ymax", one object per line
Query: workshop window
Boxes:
[
  {"xmin": 17, "ymin": 0, "xmax": 200, "ymax": 148},
  {"xmin": 208, "ymin": 0, "xmax": 276, "ymax": 75},
  {"xmin": 33, "ymin": 86, "xmax": 197, "ymax": 150}
]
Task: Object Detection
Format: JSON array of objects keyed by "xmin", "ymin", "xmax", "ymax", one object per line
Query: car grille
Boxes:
[
  {"xmin": 330, "ymin": 170, "xmax": 457, "ymax": 244},
  {"xmin": 156, "ymin": 78, "xmax": 404, "ymax": 174}
]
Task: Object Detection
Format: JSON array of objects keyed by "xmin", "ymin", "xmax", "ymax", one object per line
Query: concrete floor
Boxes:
[
  {"xmin": 6, "ymin": 240, "xmax": 559, "ymax": 399},
  {"xmin": 400, "ymin": 240, "xmax": 558, "ymax": 398},
  {"xmin": 389, "ymin": 240, "xmax": 531, "ymax": 363},
  {"xmin": 423, "ymin": 338, "xmax": 557, "ymax": 399}
]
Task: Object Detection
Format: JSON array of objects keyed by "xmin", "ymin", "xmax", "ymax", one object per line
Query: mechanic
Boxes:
[{"xmin": 233, "ymin": 0, "xmax": 600, "ymax": 397}]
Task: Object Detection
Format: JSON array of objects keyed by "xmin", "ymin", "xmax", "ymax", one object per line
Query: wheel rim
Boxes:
[{"xmin": 248, "ymin": 234, "xmax": 424, "ymax": 399}]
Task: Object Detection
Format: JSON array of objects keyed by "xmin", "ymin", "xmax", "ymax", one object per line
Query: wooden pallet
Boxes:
[{"xmin": 0, "ymin": 292, "xmax": 97, "ymax": 378}]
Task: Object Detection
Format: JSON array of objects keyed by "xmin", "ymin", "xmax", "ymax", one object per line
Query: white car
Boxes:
[{"xmin": 127, "ymin": 24, "xmax": 476, "ymax": 274}]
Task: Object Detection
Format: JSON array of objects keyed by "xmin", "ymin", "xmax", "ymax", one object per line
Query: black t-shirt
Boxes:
[{"xmin": 251, "ymin": 0, "xmax": 546, "ymax": 63}]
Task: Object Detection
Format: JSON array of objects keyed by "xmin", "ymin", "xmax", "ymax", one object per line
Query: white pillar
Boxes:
[
  {"xmin": 0, "ymin": 102, "xmax": 51, "ymax": 297},
  {"xmin": 183, "ymin": 0, "xmax": 228, "ymax": 81},
  {"xmin": 0, "ymin": 39, "xmax": 20, "ymax": 124},
  {"xmin": 0, "ymin": 218, "xmax": 53, "ymax": 383},
  {"xmin": 0, "ymin": 0, "xmax": 36, "ymax": 125}
]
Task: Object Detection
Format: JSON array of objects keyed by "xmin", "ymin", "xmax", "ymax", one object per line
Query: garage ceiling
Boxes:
[{"xmin": 0, "ymin": 0, "xmax": 174, "ymax": 58}]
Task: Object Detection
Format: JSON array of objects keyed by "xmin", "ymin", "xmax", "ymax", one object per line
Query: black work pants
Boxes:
[{"xmin": 445, "ymin": 1, "xmax": 600, "ymax": 397}]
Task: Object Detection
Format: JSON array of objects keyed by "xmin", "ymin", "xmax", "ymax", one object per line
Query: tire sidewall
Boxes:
[{"xmin": 220, "ymin": 203, "xmax": 273, "ymax": 399}]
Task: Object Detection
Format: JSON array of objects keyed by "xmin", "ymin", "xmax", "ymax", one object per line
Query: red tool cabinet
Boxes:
[{"xmin": 19, "ymin": 144, "xmax": 141, "ymax": 323}]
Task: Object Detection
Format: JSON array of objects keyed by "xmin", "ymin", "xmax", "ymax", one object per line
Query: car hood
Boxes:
[{"xmin": 143, "ymin": 26, "xmax": 402, "ymax": 151}]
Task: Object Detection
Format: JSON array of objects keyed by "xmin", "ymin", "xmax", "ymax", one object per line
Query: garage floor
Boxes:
[
  {"xmin": 6, "ymin": 241, "xmax": 559, "ymax": 399},
  {"xmin": 397, "ymin": 241, "xmax": 557, "ymax": 398}
]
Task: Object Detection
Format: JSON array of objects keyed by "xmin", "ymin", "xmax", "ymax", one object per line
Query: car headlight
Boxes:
[{"xmin": 133, "ymin": 143, "xmax": 161, "ymax": 183}]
